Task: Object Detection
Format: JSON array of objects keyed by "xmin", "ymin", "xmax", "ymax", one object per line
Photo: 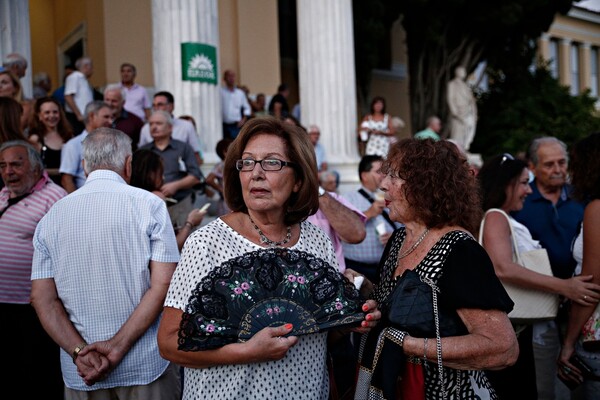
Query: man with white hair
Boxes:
[
  {"xmin": 307, "ymin": 124, "xmax": 328, "ymax": 172},
  {"xmin": 32, "ymin": 128, "xmax": 181, "ymax": 398},
  {"xmin": 64, "ymin": 57, "xmax": 94, "ymax": 135},
  {"xmin": 104, "ymin": 84, "xmax": 144, "ymax": 150},
  {"xmin": 1, "ymin": 140, "xmax": 67, "ymax": 399},
  {"xmin": 33, "ymin": 72, "xmax": 52, "ymax": 99},
  {"xmin": 59, "ymin": 101, "xmax": 113, "ymax": 192},
  {"xmin": 2, "ymin": 52, "xmax": 28, "ymax": 79},
  {"xmin": 140, "ymin": 110, "xmax": 203, "ymax": 229}
]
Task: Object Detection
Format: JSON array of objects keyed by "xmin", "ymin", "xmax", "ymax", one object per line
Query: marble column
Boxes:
[
  {"xmin": 0, "ymin": 0, "xmax": 32, "ymax": 98},
  {"xmin": 538, "ymin": 33, "xmax": 550, "ymax": 61},
  {"xmin": 296, "ymin": 0, "xmax": 360, "ymax": 189},
  {"xmin": 152, "ymin": 0, "xmax": 221, "ymax": 166},
  {"xmin": 559, "ymin": 38, "xmax": 572, "ymax": 87},
  {"xmin": 580, "ymin": 43, "xmax": 591, "ymax": 92}
]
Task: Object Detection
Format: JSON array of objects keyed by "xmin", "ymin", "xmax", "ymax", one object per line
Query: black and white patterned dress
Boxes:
[
  {"xmin": 364, "ymin": 114, "xmax": 391, "ymax": 157},
  {"xmin": 356, "ymin": 228, "xmax": 514, "ymax": 399},
  {"xmin": 165, "ymin": 219, "xmax": 338, "ymax": 400}
]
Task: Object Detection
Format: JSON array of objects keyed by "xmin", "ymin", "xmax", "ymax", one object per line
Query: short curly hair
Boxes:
[
  {"xmin": 569, "ymin": 132, "xmax": 600, "ymax": 201},
  {"xmin": 223, "ymin": 117, "xmax": 320, "ymax": 225},
  {"xmin": 381, "ymin": 138, "xmax": 482, "ymax": 234}
]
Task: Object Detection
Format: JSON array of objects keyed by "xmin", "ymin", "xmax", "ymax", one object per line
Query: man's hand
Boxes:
[{"xmin": 75, "ymin": 350, "xmax": 110, "ymax": 386}]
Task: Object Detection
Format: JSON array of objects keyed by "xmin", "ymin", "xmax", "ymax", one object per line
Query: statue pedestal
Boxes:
[{"xmin": 466, "ymin": 152, "xmax": 483, "ymax": 169}]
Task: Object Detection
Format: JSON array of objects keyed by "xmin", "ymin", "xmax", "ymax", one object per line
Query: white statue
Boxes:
[{"xmin": 447, "ymin": 66, "xmax": 477, "ymax": 151}]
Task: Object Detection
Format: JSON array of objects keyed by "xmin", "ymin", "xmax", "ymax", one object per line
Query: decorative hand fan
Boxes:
[{"xmin": 178, "ymin": 248, "xmax": 365, "ymax": 351}]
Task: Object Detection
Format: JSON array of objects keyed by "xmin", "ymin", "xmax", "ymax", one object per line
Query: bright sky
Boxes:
[{"xmin": 577, "ymin": 0, "xmax": 600, "ymax": 11}]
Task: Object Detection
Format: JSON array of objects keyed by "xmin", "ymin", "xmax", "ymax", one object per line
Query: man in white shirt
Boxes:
[
  {"xmin": 220, "ymin": 69, "xmax": 251, "ymax": 140},
  {"xmin": 64, "ymin": 57, "xmax": 94, "ymax": 135}
]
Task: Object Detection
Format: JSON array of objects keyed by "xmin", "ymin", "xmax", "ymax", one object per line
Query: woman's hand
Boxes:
[
  {"xmin": 557, "ymin": 343, "xmax": 583, "ymax": 386},
  {"xmin": 352, "ymin": 300, "xmax": 380, "ymax": 334},
  {"xmin": 344, "ymin": 268, "xmax": 374, "ymax": 298},
  {"xmin": 244, "ymin": 324, "xmax": 299, "ymax": 363},
  {"xmin": 562, "ymin": 275, "xmax": 600, "ymax": 306}
]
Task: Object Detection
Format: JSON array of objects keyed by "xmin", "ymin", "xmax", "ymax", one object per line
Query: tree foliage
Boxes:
[
  {"xmin": 352, "ymin": 0, "xmax": 401, "ymax": 113},
  {"xmin": 352, "ymin": 0, "xmax": 600, "ymax": 152},
  {"xmin": 472, "ymin": 64, "xmax": 600, "ymax": 159},
  {"xmin": 398, "ymin": 0, "xmax": 573, "ymax": 134}
]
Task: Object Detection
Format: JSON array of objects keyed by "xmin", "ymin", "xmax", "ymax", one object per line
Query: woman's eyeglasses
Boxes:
[
  {"xmin": 235, "ymin": 158, "xmax": 296, "ymax": 172},
  {"xmin": 500, "ymin": 153, "xmax": 514, "ymax": 165}
]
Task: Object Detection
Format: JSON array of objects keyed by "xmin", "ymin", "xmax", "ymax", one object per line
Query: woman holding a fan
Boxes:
[{"xmin": 158, "ymin": 117, "xmax": 380, "ymax": 399}]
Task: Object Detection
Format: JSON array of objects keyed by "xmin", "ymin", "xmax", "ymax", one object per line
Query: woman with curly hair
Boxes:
[
  {"xmin": 27, "ymin": 97, "xmax": 73, "ymax": 185},
  {"xmin": 351, "ymin": 138, "xmax": 518, "ymax": 399}
]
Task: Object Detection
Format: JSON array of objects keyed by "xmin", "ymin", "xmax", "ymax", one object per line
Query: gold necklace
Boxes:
[
  {"xmin": 397, "ymin": 228, "xmax": 430, "ymax": 259},
  {"xmin": 248, "ymin": 214, "xmax": 292, "ymax": 247}
]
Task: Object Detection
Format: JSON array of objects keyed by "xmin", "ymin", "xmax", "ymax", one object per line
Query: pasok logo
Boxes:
[{"xmin": 181, "ymin": 42, "xmax": 218, "ymax": 85}]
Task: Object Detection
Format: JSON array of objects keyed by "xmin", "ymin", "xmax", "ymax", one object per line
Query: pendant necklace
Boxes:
[
  {"xmin": 397, "ymin": 228, "xmax": 430, "ymax": 259},
  {"xmin": 248, "ymin": 214, "xmax": 292, "ymax": 247}
]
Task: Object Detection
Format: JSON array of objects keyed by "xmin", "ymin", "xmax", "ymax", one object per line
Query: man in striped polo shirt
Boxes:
[{"xmin": 0, "ymin": 140, "xmax": 67, "ymax": 398}]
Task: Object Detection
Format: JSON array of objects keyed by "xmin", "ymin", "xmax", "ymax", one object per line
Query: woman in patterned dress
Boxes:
[
  {"xmin": 359, "ymin": 96, "xmax": 395, "ymax": 157},
  {"xmin": 157, "ymin": 117, "xmax": 380, "ymax": 400},
  {"xmin": 351, "ymin": 138, "xmax": 518, "ymax": 399}
]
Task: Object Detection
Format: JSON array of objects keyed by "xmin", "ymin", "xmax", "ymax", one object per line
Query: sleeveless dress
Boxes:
[
  {"xmin": 40, "ymin": 139, "xmax": 63, "ymax": 185},
  {"xmin": 364, "ymin": 114, "xmax": 391, "ymax": 157},
  {"xmin": 355, "ymin": 228, "xmax": 513, "ymax": 399}
]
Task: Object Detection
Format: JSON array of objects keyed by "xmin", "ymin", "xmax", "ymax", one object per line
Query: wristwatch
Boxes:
[
  {"xmin": 318, "ymin": 186, "xmax": 326, "ymax": 197},
  {"xmin": 72, "ymin": 342, "xmax": 87, "ymax": 363}
]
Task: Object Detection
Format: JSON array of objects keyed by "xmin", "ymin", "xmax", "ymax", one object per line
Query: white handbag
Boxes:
[{"xmin": 479, "ymin": 208, "xmax": 559, "ymax": 324}]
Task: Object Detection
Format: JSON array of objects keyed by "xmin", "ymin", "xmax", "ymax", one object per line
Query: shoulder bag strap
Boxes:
[
  {"xmin": 480, "ymin": 208, "xmax": 522, "ymax": 265},
  {"xmin": 358, "ymin": 188, "xmax": 396, "ymax": 230}
]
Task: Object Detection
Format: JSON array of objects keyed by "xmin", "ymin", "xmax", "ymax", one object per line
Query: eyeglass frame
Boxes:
[
  {"xmin": 500, "ymin": 153, "xmax": 514, "ymax": 165},
  {"xmin": 235, "ymin": 158, "xmax": 297, "ymax": 172}
]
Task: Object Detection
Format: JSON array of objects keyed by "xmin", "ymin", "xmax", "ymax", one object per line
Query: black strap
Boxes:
[
  {"xmin": 0, "ymin": 192, "xmax": 32, "ymax": 218},
  {"xmin": 358, "ymin": 189, "xmax": 396, "ymax": 230}
]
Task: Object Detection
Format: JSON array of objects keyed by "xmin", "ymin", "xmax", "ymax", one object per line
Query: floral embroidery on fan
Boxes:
[
  {"xmin": 222, "ymin": 279, "xmax": 254, "ymax": 300},
  {"xmin": 255, "ymin": 304, "xmax": 287, "ymax": 319},
  {"xmin": 325, "ymin": 297, "xmax": 349, "ymax": 315},
  {"xmin": 196, "ymin": 316, "xmax": 226, "ymax": 335}
]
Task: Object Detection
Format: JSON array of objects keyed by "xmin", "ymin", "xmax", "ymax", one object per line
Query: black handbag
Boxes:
[{"xmin": 385, "ymin": 269, "xmax": 465, "ymax": 338}]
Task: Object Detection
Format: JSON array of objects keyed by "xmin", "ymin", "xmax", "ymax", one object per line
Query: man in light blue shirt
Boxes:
[
  {"xmin": 32, "ymin": 128, "xmax": 181, "ymax": 398},
  {"xmin": 59, "ymin": 101, "xmax": 112, "ymax": 193},
  {"xmin": 342, "ymin": 155, "xmax": 399, "ymax": 284}
]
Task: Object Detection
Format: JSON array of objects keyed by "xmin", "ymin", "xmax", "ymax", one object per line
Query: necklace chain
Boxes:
[
  {"xmin": 398, "ymin": 228, "xmax": 430, "ymax": 259},
  {"xmin": 248, "ymin": 214, "xmax": 292, "ymax": 247}
]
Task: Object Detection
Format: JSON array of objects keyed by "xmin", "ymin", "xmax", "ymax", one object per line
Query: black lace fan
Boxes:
[{"xmin": 177, "ymin": 248, "xmax": 365, "ymax": 351}]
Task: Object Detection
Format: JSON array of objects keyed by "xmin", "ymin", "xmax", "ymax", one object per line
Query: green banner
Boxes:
[{"xmin": 181, "ymin": 42, "xmax": 217, "ymax": 84}]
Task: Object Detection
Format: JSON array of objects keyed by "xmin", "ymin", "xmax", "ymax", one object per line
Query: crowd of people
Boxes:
[{"xmin": 2, "ymin": 51, "xmax": 600, "ymax": 400}]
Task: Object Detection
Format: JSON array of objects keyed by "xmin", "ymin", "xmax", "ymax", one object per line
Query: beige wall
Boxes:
[
  {"xmin": 102, "ymin": 0, "xmax": 154, "ymax": 87},
  {"xmin": 218, "ymin": 0, "xmax": 280, "ymax": 98},
  {"xmin": 29, "ymin": 0, "xmax": 106, "ymax": 89},
  {"xmin": 29, "ymin": 0, "xmax": 58, "ymax": 87},
  {"xmin": 218, "ymin": 0, "xmax": 241, "ymax": 84},
  {"xmin": 85, "ymin": 0, "xmax": 106, "ymax": 87},
  {"xmin": 237, "ymin": 0, "xmax": 280, "ymax": 96},
  {"xmin": 30, "ymin": 0, "xmax": 151, "ymax": 92}
]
